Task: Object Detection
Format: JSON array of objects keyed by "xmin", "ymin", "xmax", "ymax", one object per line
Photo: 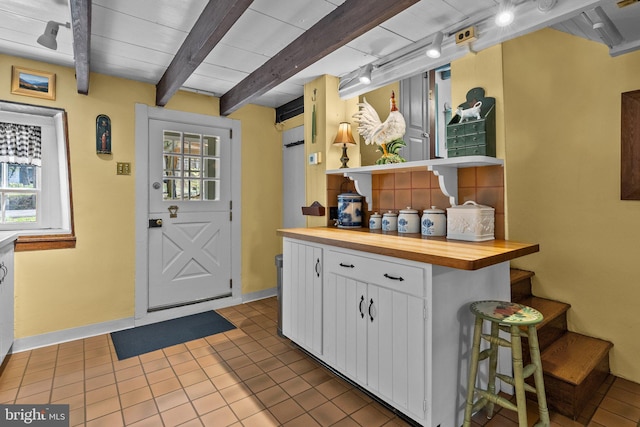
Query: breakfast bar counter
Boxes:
[
  {"xmin": 276, "ymin": 226, "xmax": 539, "ymax": 271},
  {"xmin": 277, "ymin": 227, "xmax": 539, "ymax": 426}
]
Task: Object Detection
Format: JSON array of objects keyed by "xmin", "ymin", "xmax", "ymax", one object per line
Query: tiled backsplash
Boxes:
[{"xmin": 327, "ymin": 165, "xmax": 505, "ymax": 239}]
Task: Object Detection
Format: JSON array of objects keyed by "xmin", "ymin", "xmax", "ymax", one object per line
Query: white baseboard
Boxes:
[
  {"xmin": 242, "ymin": 287, "xmax": 276, "ymax": 303},
  {"xmin": 12, "ymin": 317, "xmax": 134, "ymax": 353},
  {"xmin": 11, "ymin": 295, "xmax": 249, "ymax": 354}
]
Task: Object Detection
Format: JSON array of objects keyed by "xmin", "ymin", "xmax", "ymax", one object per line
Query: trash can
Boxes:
[{"xmin": 275, "ymin": 254, "xmax": 284, "ymax": 337}]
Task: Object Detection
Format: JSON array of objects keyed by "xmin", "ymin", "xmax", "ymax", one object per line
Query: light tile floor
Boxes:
[{"xmin": 0, "ymin": 297, "xmax": 638, "ymax": 426}]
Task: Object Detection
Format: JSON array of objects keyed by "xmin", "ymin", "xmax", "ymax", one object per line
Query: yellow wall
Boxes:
[
  {"xmin": 1, "ymin": 54, "xmax": 281, "ymax": 338},
  {"xmin": 452, "ymin": 29, "xmax": 640, "ymax": 383}
]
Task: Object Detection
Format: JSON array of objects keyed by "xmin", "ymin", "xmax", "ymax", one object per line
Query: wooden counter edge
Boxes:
[{"xmin": 277, "ymin": 228, "xmax": 539, "ymax": 271}]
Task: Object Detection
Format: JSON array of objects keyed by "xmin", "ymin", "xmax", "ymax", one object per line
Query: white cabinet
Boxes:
[
  {"xmin": 281, "ymin": 239, "xmax": 323, "ymax": 355},
  {"xmin": 281, "ymin": 236, "xmax": 511, "ymax": 426},
  {"xmin": 0, "ymin": 236, "xmax": 16, "ymax": 365},
  {"xmin": 323, "ymin": 249, "xmax": 427, "ymax": 423}
]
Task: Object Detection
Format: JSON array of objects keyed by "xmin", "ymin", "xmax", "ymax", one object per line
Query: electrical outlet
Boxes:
[{"xmin": 455, "ymin": 26, "xmax": 477, "ymax": 45}]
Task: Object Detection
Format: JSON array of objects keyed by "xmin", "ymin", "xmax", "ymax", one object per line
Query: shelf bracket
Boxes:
[
  {"xmin": 429, "ymin": 165, "xmax": 458, "ymax": 206},
  {"xmin": 342, "ymin": 172, "xmax": 372, "ymax": 205}
]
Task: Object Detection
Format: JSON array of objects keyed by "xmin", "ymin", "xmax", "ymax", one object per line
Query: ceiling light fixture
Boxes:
[
  {"xmin": 426, "ymin": 32, "xmax": 444, "ymax": 58},
  {"xmin": 358, "ymin": 64, "xmax": 373, "ymax": 85},
  {"xmin": 37, "ymin": 21, "xmax": 70, "ymax": 50},
  {"xmin": 495, "ymin": 0, "xmax": 515, "ymax": 27},
  {"xmin": 582, "ymin": 6, "xmax": 623, "ymax": 48}
]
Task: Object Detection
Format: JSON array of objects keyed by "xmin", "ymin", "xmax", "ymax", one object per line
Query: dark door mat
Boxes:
[{"xmin": 111, "ymin": 310, "xmax": 236, "ymax": 360}]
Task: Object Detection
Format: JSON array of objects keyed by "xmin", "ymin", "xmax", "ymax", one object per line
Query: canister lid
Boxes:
[
  {"xmin": 447, "ymin": 201, "xmax": 494, "ymax": 211},
  {"xmin": 382, "ymin": 211, "xmax": 397, "ymax": 217},
  {"xmin": 338, "ymin": 192, "xmax": 362, "ymax": 200},
  {"xmin": 399, "ymin": 207, "xmax": 418, "ymax": 214},
  {"xmin": 423, "ymin": 206, "xmax": 445, "ymax": 214},
  {"xmin": 370, "ymin": 212, "xmax": 381, "ymax": 218}
]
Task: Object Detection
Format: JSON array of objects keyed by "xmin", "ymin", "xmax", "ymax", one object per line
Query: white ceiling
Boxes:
[{"xmin": 1, "ymin": 0, "xmax": 639, "ymax": 110}]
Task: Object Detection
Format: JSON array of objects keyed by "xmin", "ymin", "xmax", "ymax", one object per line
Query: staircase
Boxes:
[{"xmin": 510, "ymin": 269, "xmax": 613, "ymax": 421}]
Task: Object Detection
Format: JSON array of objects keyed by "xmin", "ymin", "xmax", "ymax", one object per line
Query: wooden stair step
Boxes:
[
  {"xmin": 510, "ymin": 268, "xmax": 534, "ymax": 284},
  {"xmin": 541, "ymin": 332, "xmax": 613, "ymax": 385},
  {"xmin": 519, "ymin": 296, "xmax": 570, "ymax": 330},
  {"xmin": 510, "ymin": 268, "xmax": 534, "ymax": 302}
]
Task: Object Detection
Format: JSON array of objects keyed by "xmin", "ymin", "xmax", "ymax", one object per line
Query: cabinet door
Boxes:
[
  {"xmin": 324, "ymin": 273, "xmax": 367, "ymax": 384},
  {"xmin": 0, "ymin": 244, "xmax": 15, "ymax": 364},
  {"xmin": 282, "ymin": 240, "xmax": 322, "ymax": 355},
  {"xmin": 367, "ymin": 285, "xmax": 426, "ymax": 421}
]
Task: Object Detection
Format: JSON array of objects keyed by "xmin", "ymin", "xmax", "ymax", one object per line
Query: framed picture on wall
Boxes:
[{"xmin": 10, "ymin": 66, "xmax": 56, "ymax": 100}]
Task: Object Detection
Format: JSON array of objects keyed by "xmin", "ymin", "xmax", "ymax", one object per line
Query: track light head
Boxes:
[
  {"xmin": 358, "ymin": 64, "xmax": 373, "ymax": 85},
  {"xmin": 37, "ymin": 20, "xmax": 70, "ymax": 50},
  {"xmin": 426, "ymin": 32, "xmax": 444, "ymax": 58}
]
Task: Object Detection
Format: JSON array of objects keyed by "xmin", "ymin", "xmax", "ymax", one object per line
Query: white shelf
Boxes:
[{"xmin": 326, "ymin": 156, "xmax": 504, "ymax": 206}]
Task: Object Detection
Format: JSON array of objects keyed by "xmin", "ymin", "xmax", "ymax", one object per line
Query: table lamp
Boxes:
[{"xmin": 333, "ymin": 122, "xmax": 356, "ymax": 168}]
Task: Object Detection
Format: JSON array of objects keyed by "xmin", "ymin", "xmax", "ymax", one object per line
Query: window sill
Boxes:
[{"xmin": 15, "ymin": 234, "xmax": 76, "ymax": 252}]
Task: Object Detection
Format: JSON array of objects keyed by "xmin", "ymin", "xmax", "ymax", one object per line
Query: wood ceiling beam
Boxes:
[
  {"xmin": 219, "ymin": 0, "xmax": 419, "ymax": 116},
  {"xmin": 156, "ymin": 0, "xmax": 254, "ymax": 106},
  {"xmin": 69, "ymin": 0, "xmax": 91, "ymax": 95}
]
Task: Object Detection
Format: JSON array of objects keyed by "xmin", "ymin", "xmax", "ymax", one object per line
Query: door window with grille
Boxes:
[{"xmin": 162, "ymin": 131, "xmax": 220, "ymax": 201}]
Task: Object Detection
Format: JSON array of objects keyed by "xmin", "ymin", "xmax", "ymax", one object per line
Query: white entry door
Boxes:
[{"xmin": 147, "ymin": 119, "xmax": 231, "ymax": 310}]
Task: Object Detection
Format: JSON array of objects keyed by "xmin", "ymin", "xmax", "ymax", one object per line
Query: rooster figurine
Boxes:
[{"xmin": 353, "ymin": 91, "xmax": 407, "ymax": 164}]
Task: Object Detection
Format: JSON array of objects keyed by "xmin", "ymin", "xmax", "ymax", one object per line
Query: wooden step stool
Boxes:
[{"xmin": 463, "ymin": 300, "xmax": 550, "ymax": 427}]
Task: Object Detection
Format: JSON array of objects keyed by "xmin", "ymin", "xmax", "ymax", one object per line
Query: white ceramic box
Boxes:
[{"xmin": 446, "ymin": 201, "xmax": 495, "ymax": 241}]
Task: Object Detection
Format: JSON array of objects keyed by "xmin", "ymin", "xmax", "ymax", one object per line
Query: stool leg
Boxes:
[
  {"xmin": 463, "ymin": 316, "xmax": 484, "ymax": 427},
  {"xmin": 528, "ymin": 325, "xmax": 550, "ymax": 426},
  {"xmin": 485, "ymin": 321, "xmax": 500, "ymax": 419},
  {"xmin": 510, "ymin": 325, "xmax": 528, "ymax": 427}
]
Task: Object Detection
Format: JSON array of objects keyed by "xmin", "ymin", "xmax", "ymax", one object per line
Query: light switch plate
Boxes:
[{"xmin": 117, "ymin": 162, "xmax": 131, "ymax": 175}]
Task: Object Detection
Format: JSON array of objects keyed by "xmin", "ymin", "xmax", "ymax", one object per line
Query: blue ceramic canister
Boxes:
[
  {"xmin": 337, "ymin": 193, "xmax": 363, "ymax": 228},
  {"xmin": 382, "ymin": 211, "xmax": 398, "ymax": 232},
  {"xmin": 369, "ymin": 212, "xmax": 382, "ymax": 230}
]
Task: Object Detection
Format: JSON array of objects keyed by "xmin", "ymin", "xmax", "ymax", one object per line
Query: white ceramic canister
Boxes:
[
  {"xmin": 381, "ymin": 211, "xmax": 398, "ymax": 232},
  {"xmin": 398, "ymin": 207, "xmax": 420, "ymax": 233},
  {"xmin": 421, "ymin": 206, "xmax": 447, "ymax": 236},
  {"xmin": 369, "ymin": 212, "xmax": 382, "ymax": 230},
  {"xmin": 337, "ymin": 193, "xmax": 363, "ymax": 228}
]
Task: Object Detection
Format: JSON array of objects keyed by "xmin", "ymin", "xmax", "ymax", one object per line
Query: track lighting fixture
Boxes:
[
  {"xmin": 426, "ymin": 32, "xmax": 444, "ymax": 58},
  {"xmin": 582, "ymin": 6, "xmax": 623, "ymax": 48},
  {"xmin": 37, "ymin": 21, "xmax": 70, "ymax": 50},
  {"xmin": 495, "ymin": 0, "xmax": 515, "ymax": 27},
  {"xmin": 358, "ymin": 64, "xmax": 373, "ymax": 85}
]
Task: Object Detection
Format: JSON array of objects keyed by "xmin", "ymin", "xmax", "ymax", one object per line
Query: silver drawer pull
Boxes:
[
  {"xmin": 384, "ymin": 273, "xmax": 404, "ymax": 281},
  {"xmin": 339, "ymin": 263, "xmax": 355, "ymax": 268}
]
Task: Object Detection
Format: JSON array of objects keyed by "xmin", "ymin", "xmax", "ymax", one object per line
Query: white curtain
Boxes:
[{"xmin": 0, "ymin": 122, "xmax": 42, "ymax": 166}]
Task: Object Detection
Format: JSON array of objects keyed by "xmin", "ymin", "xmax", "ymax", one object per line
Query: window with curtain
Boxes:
[
  {"xmin": 0, "ymin": 101, "xmax": 74, "ymax": 250},
  {"xmin": 0, "ymin": 122, "xmax": 41, "ymax": 224}
]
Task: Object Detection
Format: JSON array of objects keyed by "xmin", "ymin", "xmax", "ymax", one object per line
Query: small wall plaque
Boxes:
[{"xmin": 96, "ymin": 114, "xmax": 111, "ymax": 154}]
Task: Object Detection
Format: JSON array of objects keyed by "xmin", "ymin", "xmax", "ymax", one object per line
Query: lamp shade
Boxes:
[{"xmin": 333, "ymin": 122, "xmax": 356, "ymax": 146}]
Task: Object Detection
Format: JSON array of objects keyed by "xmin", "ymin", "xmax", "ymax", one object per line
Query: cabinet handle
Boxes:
[
  {"xmin": 383, "ymin": 273, "xmax": 404, "ymax": 282},
  {"xmin": 315, "ymin": 258, "xmax": 321, "ymax": 277},
  {"xmin": 0, "ymin": 261, "xmax": 6, "ymax": 285},
  {"xmin": 368, "ymin": 298, "xmax": 376, "ymax": 322},
  {"xmin": 339, "ymin": 263, "xmax": 355, "ymax": 268},
  {"xmin": 359, "ymin": 295, "xmax": 365, "ymax": 319}
]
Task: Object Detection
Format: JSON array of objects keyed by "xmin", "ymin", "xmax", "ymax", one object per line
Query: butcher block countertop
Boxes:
[{"xmin": 277, "ymin": 227, "xmax": 539, "ymax": 271}]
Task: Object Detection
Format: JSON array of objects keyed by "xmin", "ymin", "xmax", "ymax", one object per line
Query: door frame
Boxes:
[{"xmin": 134, "ymin": 104, "xmax": 242, "ymax": 326}]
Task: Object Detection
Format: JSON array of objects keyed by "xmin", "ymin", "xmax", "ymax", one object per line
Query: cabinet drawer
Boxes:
[
  {"xmin": 447, "ymin": 123, "xmax": 464, "ymax": 137},
  {"xmin": 464, "ymin": 120, "xmax": 484, "ymax": 135},
  {"xmin": 465, "ymin": 144, "xmax": 487, "ymax": 156},
  {"xmin": 463, "ymin": 132, "xmax": 486, "ymax": 147},
  {"xmin": 446, "ymin": 136, "xmax": 465, "ymax": 149},
  {"xmin": 447, "ymin": 147, "xmax": 465, "ymax": 158},
  {"xmin": 326, "ymin": 250, "xmax": 424, "ymax": 297}
]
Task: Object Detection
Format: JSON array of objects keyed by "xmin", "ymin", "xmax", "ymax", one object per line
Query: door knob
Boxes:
[{"xmin": 152, "ymin": 182, "xmax": 161, "ymax": 190}]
